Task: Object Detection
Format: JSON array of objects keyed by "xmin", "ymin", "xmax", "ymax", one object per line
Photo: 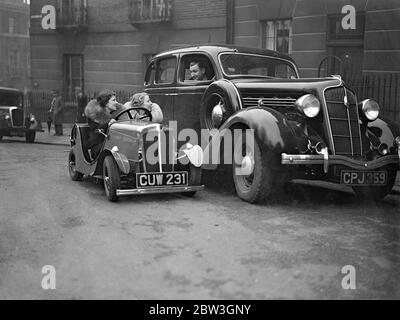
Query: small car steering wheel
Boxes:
[{"xmin": 114, "ymin": 107, "xmax": 153, "ymax": 122}]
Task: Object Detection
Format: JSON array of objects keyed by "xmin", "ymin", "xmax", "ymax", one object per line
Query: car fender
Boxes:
[
  {"xmin": 202, "ymin": 107, "xmax": 298, "ymax": 169},
  {"xmin": 368, "ymin": 117, "xmax": 400, "ymax": 150},
  {"xmin": 200, "ymin": 79, "xmax": 242, "ymax": 130},
  {"xmin": 110, "ymin": 147, "xmax": 130, "ymax": 174}
]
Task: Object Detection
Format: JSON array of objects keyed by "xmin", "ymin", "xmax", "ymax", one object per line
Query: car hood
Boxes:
[
  {"xmin": 110, "ymin": 121, "xmax": 161, "ymax": 134},
  {"xmin": 231, "ymin": 77, "xmax": 342, "ymax": 95}
]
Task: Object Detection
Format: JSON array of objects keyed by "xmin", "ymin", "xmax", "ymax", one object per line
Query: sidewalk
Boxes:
[{"xmin": 35, "ymin": 124, "xmax": 73, "ymax": 146}]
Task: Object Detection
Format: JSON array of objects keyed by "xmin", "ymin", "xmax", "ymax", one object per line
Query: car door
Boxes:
[
  {"xmin": 144, "ymin": 54, "xmax": 178, "ymax": 125},
  {"xmin": 174, "ymin": 53, "xmax": 216, "ymax": 135}
]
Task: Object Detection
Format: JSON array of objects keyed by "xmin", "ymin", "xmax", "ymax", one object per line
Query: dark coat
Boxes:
[
  {"xmin": 50, "ymin": 95, "xmax": 63, "ymax": 125},
  {"xmin": 84, "ymin": 99, "xmax": 112, "ymax": 149}
]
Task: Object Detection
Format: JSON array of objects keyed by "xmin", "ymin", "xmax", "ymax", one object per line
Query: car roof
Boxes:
[
  {"xmin": 153, "ymin": 44, "xmax": 295, "ymax": 63},
  {"xmin": 0, "ymin": 87, "xmax": 23, "ymax": 94}
]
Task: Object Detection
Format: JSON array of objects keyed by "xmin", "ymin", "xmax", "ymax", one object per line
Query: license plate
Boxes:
[
  {"xmin": 340, "ymin": 170, "xmax": 387, "ymax": 186},
  {"xmin": 136, "ymin": 171, "xmax": 188, "ymax": 188}
]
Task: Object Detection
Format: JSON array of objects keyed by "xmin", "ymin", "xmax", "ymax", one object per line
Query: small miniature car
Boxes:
[
  {"xmin": 0, "ymin": 87, "xmax": 43, "ymax": 143},
  {"xmin": 68, "ymin": 106, "xmax": 204, "ymax": 202}
]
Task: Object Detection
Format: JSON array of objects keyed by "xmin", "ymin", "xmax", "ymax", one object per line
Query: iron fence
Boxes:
[{"xmin": 26, "ymin": 74, "xmax": 400, "ymax": 124}]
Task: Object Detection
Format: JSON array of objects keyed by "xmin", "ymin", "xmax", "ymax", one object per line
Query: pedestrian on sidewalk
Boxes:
[{"xmin": 50, "ymin": 90, "xmax": 64, "ymax": 136}]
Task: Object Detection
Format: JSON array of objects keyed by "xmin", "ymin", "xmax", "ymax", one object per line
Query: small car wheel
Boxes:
[
  {"xmin": 26, "ymin": 131, "xmax": 36, "ymax": 143},
  {"xmin": 68, "ymin": 150, "xmax": 83, "ymax": 181},
  {"xmin": 103, "ymin": 155, "xmax": 121, "ymax": 202},
  {"xmin": 0, "ymin": 135, "xmax": 3, "ymax": 142},
  {"xmin": 183, "ymin": 164, "xmax": 202, "ymax": 197},
  {"xmin": 232, "ymin": 131, "xmax": 284, "ymax": 204},
  {"xmin": 352, "ymin": 169, "xmax": 397, "ymax": 200}
]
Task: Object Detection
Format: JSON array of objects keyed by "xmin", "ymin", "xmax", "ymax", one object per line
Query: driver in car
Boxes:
[
  {"xmin": 123, "ymin": 92, "xmax": 163, "ymax": 123},
  {"xmin": 84, "ymin": 89, "xmax": 123, "ymax": 160}
]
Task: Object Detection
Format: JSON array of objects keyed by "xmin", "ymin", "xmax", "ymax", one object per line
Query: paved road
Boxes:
[{"xmin": 0, "ymin": 140, "xmax": 399, "ymax": 299}]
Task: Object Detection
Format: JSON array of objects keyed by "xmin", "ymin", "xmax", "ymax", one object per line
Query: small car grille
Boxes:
[
  {"xmin": 242, "ymin": 96, "xmax": 296, "ymax": 108},
  {"xmin": 324, "ymin": 87, "xmax": 362, "ymax": 157},
  {"xmin": 11, "ymin": 108, "xmax": 24, "ymax": 127}
]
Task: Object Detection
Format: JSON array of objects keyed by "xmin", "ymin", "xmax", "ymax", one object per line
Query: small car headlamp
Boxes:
[
  {"xmin": 359, "ymin": 99, "xmax": 379, "ymax": 121},
  {"xmin": 295, "ymin": 94, "xmax": 320, "ymax": 118},
  {"xmin": 5, "ymin": 114, "xmax": 10, "ymax": 120}
]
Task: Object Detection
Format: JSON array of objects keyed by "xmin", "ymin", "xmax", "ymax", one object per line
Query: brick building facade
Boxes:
[
  {"xmin": 232, "ymin": 0, "xmax": 400, "ymax": 78},
  {"xmin": 0, "ymin": 0, "xmax": 30, "ymax": 90},
  {"xmin": 29, "ymin": 0, "xmax": 227, "ymax": 98}
]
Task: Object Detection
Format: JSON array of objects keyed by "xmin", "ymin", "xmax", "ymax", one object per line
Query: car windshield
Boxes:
[
  {"xmin": 0, "ymin": 92, "xmax": 23, "ymax": 107},
  {"xmin": 219, "ymin": 53, "xmax": 298, "ymax": 79}
]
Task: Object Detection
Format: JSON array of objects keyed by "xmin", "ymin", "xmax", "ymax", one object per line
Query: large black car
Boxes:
[
  {"xmin": 0, "ymin": 87, "xmax": 43, "ymax": 143},
  {"xmin": 144, "ymin": 45, "xmax": 400, "ymax": 203}
]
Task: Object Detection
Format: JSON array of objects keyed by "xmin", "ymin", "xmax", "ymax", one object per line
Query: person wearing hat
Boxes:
[{"xmin": 49, "ymin": 90, "xmax": 63, "ymax": 136}]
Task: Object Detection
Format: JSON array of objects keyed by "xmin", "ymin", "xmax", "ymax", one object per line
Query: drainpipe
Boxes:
[{"xmin": 226, "ymin": 0, "xmax": 235, "ymax": 44}]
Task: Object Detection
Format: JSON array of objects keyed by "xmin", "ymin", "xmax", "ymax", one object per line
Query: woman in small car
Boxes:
[
  {"xmin": 84, "ymin": 89, "xmax": 123, "ymax": 159},
  {"xmin": 123, "ymin": 92, "xmax": 163, "ymax": 123}
]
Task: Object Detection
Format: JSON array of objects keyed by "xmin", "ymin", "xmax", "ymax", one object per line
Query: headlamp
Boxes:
[
  {"xmin": 359, "ymin": 99, "xmax": 379, "ymax": 121},
  {"xmin": 295, "ymin": 94, "xmax": 321, "ymax": 118}
]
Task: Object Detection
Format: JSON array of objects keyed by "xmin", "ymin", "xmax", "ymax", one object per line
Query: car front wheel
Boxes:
[
  {"xmin": 232, "ymin": 131, "xmax": 284, "ymax": 204},
  {"xmin": 68, "ymin": 150, "xmax": 83, "ymax": 181},
  {"xmin": 0, "ymin": 135, "xmax": 3, "ymax": 142},
  {"xmin": 103, "ymin": 155, "xmax": 121, "ymax": 202}
]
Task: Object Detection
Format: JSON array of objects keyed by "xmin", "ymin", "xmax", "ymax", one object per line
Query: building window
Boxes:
[
  {"xmin": 64, "ymin": 54, "xmax": 84, "ymax": 101},
  {"xmin": 8, "ymin": 48, "xmax": 20, "ymax": 76},
  {"xmin": 129, "ymin": 0, "xmax": 173, "ymax": 24},
  {"xmin": 9, "ymin": 17, "xmax": 16, "ymax": 33},
  {"xmin": 262, "ymin": 19, "xmax": 292, "ymax": 54}
]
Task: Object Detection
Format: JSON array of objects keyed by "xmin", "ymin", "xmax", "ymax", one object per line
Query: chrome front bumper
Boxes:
[
  {"xmin": 116, "ymin": 185, "xmax": 204, "ymax": 196},
  {"xmin": 281, "ymin": 153, "xmax": 400, "ymax": 171}
]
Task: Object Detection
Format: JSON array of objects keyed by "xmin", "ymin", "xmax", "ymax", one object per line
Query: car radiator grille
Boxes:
[
  {"xmin": 324, "ymin": 87, "xmax": 362, "ymax": 157},
  {"xmin": 11, "ymin": 108, "xmax": 24, "ymax": 127},
  {"xmin": 242, "ymin": 96, "xmax": 297, "ymax": 108}
]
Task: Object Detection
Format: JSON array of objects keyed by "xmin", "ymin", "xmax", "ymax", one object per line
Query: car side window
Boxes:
[
  {"xmin": 144, "ymin": 62, "xmax": 155, "ymax": 86},
  {"xmin": 178, "ymin": 54, "xmax": 215, "ymax": 83},
  {"xmin": 155, "ymin": 57, "xmax": 177, "ymax": 84}
]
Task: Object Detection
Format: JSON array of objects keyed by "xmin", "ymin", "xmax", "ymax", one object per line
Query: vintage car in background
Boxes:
[
  {"xmin": 0, "ymin": 87, "xmax": 43, "ymax": 143},
  {"xmin": 144, "ymin": 45, "xmax": 400, "ymax": 203},
  {"xmin": 68, "ymin": 106, "xmax": 204, "ymax": 202}
]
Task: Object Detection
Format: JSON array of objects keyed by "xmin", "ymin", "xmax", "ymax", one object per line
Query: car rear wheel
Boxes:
[
  {"xmin": 68, "ymin": 150, "xmax": 83, "ymax": 181},
  {"xmin": 232, "ymin": 131, "xmax": 284, "ymax": 203},
  {"xmin": 103, "ymin": 155, "xmax": 121, "ymax": 202},
  {"xmin": 352, "ymin": 169, "xmax": 397, "ymax": 200},
  {"xmin": 26, "ymin": 131, "xmax": 36, "ymax": 143},
  {"xmin": 183, "ymin": 164, "xmax": 202, "ymax": 197}
]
